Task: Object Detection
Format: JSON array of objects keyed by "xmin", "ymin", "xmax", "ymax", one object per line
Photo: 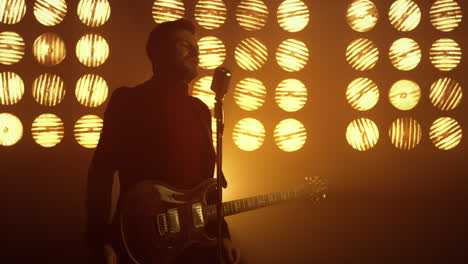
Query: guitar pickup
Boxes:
[
  {"xmin": 192, "ymin": 203, "xmax": 205, "ymax": 228},
  {"xmin": 156, "ymin": 213, "xmax": 168, "ymax": 236},
  {"xmin": 167, "ymin": 208, "xmax": 181, "ymax": 233}
]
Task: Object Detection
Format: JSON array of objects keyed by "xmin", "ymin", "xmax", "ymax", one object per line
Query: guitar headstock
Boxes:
[{"xmin": 304, "ymin": 176, "xmax": 327, "ymax": 201}]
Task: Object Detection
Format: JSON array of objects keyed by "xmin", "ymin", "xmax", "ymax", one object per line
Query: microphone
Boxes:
[{"xmin": 210, "ymin": 67, "xmax": 231, "ymax": 98}]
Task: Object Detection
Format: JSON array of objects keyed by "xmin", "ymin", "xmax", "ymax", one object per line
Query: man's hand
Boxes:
[
  {"xmin": 104, "ymin": 243, "xmax": 118, "ymax": 264},
  {"xmin": 223, "ymin": 238, "xmax": 241, "ymax": 264}
]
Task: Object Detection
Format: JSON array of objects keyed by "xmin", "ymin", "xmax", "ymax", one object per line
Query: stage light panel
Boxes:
[
  {"xmin": 76, "ymin": 33, "xmax": 109, "ymax": 67},
  {"xmin": 274, "ymin": 118, "xmax": 307, "ymax": 152},
  {"xmin": 232, "ymin": 118, "xmax": 265, "ymax": 151},
  {"xmin": 346, "ymin": 118, "xmax": 379, "ymax": 151},
  {"xmin": 346, "ymin": 38, "xmax": 379, "ymax": 71},
  {"xmin": 74, "ymin": 114, "xmax": 103, "ymax": 148},
  {"xmin": 198, "ymin": 36, "xmax": 225, "ymax": 70},
  {"xmin": 277, "ymin": 0, "xmax": 309, "ymax": 32},
  {"xmin": 389, "ymin": 117, "xmax": 422, "ymax": 150},
  {"xmin": 388, "ymin": 0, "xmax": 421, "ymax": 32},
  {"xmin": 430, "ymin": 38, "xmax": 462, "ymax": 72},
  {"xmin": 194, "ymin": 0, "xmax": 227, "ymax": 30},
  {"xmin": 75, "ymin": 74, "xmax": 108, "ymax": 108},
  {"xmin": 192, "ymin": 76, "xmax": 215, "ymax": 109},
  {"xmin": 234, "ymin": 77, "xmax": 266, "ymax": 111},
  {"xmin": 389, "ymin": 38, "xmax": 421, "ymax": 71},
  {"xmin": 32, "ymin": 73, "xmax": 65, "ymax": 107},
  {"xmin": 33, "ymin": 33, "xmax": 66, "ymax": 66},
  {"xmin": 0, "ymin": 71, "xmax": 24, "ymax": 105},
  {"xmin": 235, "ymin": 37, "xmax": 268, "ymax": 71},
  {"xmin": 276, "ymin": 38, "xmax": 309, "ymax": 72},
  {"xmin": 31, "ymin": 113, "xmax": 64, "ymax": 148},
  {"xmin": 430, "ymin": 77, "xmax": 462, "ymax": 111},
  {"xmin": 0, "ymin": 0, "xmax": 26, "ymax": 24},
  {"xmin": 152, "ymin": 0, "xmax": 185, "ymax": 24},
  {"xmin": 77, "ymin": 0, "xmax": 111, "ymax": 27},
  {"xmin": 275, "ymin": 79, "xmax": 307, "ymax": 112},
  {"xmin": 346, "ymin": 77, "xmax": 379, "ymax": 111},
  {"xmin": 0, "ymin": 31, "xmax": 24, "ymax": 65},
  {"xmin": 430, "ymin": 117, "xmax": 462, "ymax": 150},
  {"xmin": 0, "ymin": 112, "xmax": 22, "ymax": 147},
  {"xmin": 346, "ymin": 0, "xmax": 379, "ymax": 32},
  {"xmin": 33, "ymin": 0, "xmax": 67, "ymax": 26},
  {"xmin": 389, "ymin": 80, "xmax": 421, "ymax": 111},
  {"xmin": 236, "ymin": 0, "xmax": 268, "ymax": 31},
  {"xmin": 430, "ymin": 0, "xmax": 462, "ymax": 32}
]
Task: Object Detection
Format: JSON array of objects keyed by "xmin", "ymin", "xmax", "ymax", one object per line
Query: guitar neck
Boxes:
[{"xmin": 206, "ymin": 188, "xmax": 306, "ymax": 220}]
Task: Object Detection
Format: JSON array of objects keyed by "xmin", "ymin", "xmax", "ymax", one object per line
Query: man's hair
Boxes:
[{"xmin": 146, "ymin": 19, "xmax": 195, "ymax": 65}]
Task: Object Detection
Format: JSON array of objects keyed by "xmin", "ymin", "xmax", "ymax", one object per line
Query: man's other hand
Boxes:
[{"xmin": 223, "ymin": 238, "xmax": 241, "ymax": 264}]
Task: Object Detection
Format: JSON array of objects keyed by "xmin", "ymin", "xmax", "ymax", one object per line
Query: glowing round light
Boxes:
[
  {"xmin": 77, "ymin": 0, "xmax": 111, "ymax": 27},
  {"xmin": 430, "ymin": 77, "xmax": 462, "ymax": 111},
  {"xmin": 0, "ymin": 112, "xmax": 22, "ymax": 146},
  {"xmin": 274, "ymin": 119, "xmax": 307, "ymax": 152},
  {"xmin": 430, "ymin": 0, "xmax": 462, "ymax": 32},
  {"xmin": 33, "ymin": 33, "xmax": 66, "ymax": 66},
  {"xmin": 232, "ymin": 118, "xmax": 265, "ymax": 151},
  {"xmin": 430, "ymin": 117, "xmax": 462, "ymax": 150},
  {"xmin": 31, "ymin": 113, "xmax": 64, "ymax": 148},
  {"xmin": 234, "ymin": 78, "xmax": 266, "ymax": 111},
  {"xmin": 277, "ymin": 0, "xmax": 309, "ymax": 32},
  {"xmin": 235, "ymin": 37, "xmax": 268, "ymax": 71},
  {"xmin": 0, "ymin": 72, "xmax": 24, "ymax": 105},
  {"xmin": 33, "ymin": 0, "xmax": 67, "ymax": 26},
  {"xmin": 276, "ymin": 38, "xmax": 309, "ymax": 72},
  {"xmin": 0, "ymin": 31, "xmax": 24, "ymax": 65},
  {"xmin": 236, "ymin": 0, "xmax": 268, "ymax": 31},
  {"xmin": 75, "ymin": 74, "xmax": 108, "ymax": 107},
  {"xmin": 346, "ymin": 118, "xmax": 379, "ymax": 151},
  {"xmin": 346, "ymin": 38, "xmax": 379, "ymax": 71},
  {"xmin": 275, "ymin": 79, "xmax": 308, "ymax": 112},
  {"xmin": 32, "ymin": 73, "xmax": 66, "ymax": 107},
  {"xmin": 430, "ymin": 38, "xmax": 462, "ymax": 71},
  {"xmin": 346, "ymin": 0, "xmax": 379, "ymax": 32},
  {"xmin": 388, "ymin": 0, "xmax": 421, "ymax": 32},
  {"xmin": 389, "ymin": 117, "xmax": 422, "ymax": 150},
  {"xmin": 152, "ymin": 0, "xmax": 185, "ymax": 24},
  {"xmin": 389, "ymin": 80, "xmax": 421, "ymax": 111},
  {"xmin": 192, "ymin": 76, "xmax": 215, "ymax": 109},
  {"xmin": 346, "ymin": 77, "xmax": 379, "ymax": 111},
  {"xmin": 389, "ymin": 38, "xmax": 421, "ymax": 71},
  {"xmin": 194, "ymin": 0, "xmax": 227, "ymax": 30},
  {"xmin": 0, "ymin": 0, "xmax": 26, "ymax": 24},
  {"xmin": 198, "ymin": 36, "xmax": 225, "ymax": 70},
  {"xmin": 74, "ymin": 114, "xmax": 103, "ymax": 148},
  {"xmin": 76, "ymin": 33, "xmax": 109, "ymax": 67}
]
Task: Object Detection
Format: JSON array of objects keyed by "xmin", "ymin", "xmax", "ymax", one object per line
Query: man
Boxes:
[{"xmin": 85, "ymin": 19, "xmax": 240, "ymax": 264}]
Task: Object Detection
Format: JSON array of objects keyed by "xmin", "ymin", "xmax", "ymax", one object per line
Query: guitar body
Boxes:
[{"xmin": 119, "ymin": 178, "xmax": 218, "ymax": 264}]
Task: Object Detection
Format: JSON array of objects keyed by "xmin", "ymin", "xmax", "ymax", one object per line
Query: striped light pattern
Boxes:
[
  {"xmin": 346, "ymin": 77, "xmax": 379, "ymax": 111},
  {"xmin": 389, "ymin": 38, "xmax": 421, "ymax": 71},
  {"xmin": 276, "ymin": 38, "xmax": 309, "ymax": 72},
  {"xmin": 77, "ymin": 0, "xmax": 111, "ymax": 27},
  {"xmin": 388, "ymin": 0, "xmax": 421, "ymax": 32},
  {"xmin": 277, "ymin": 0, "xmax": 309, "ymax": 32},
  {"xmin": 430, "ymin": 0, "xmax": 462, "ymax": 32},
  {"xmin": 0, "ymin": 0, "xmax": 26, "ymax": 24},
  {"xmin": 346, "ymin": 38, "xmax": 379, "ymax": 71},
  {"xmin": 192, "ymin": 76, "xmax": 215, "ymax": 109},
  {"xmin": 274, "ymin": 118, "xmax": 307, "ymax": 152},
  {"xmin": 211, "ymin": 117, "xmax": 217, "ymax": 149},
  {"xmin": 32, "ymin": 73, "xmax": 65, "ymax": 106},
  {"xmin": 234, "ymin": 77, "xmax": 266, "ymax": 111},
  {"xmin": 33, "ymin": 0, "xmax": 67, "ymax": 26},
  {"xmin": 389, "ymin": 80, "xmax": 421, "ymax": 111},
  {"xmin": 430, "ymin": 38, "xmax": 462, "ymax": 71},
  {"xmin": 346, "ymin": 118, "xmax": 379, "ymax": 151},
  {"xmin": 76, "ymin": 33, "xmax": 109, "ymax": 67},
  {"xmin": 388, "ymin": 117, "xmax": 422, "ymax": 150},
  {"xmin": 33, "ymin": 33, "xmax": 66, "ymax": 66},
  {"xmin": 0, "ymin": 72, "xmax": 24, "ymax": 105},
  {"xmin": 74, "ymin": 114, "xmax": 103, "ymax": 148},
  {"xmin": 31, "ymin": 113, "xmax": 64, "ymax": 148},
  {"xmin": 430, "ymin": 77, "xmax": 462, "ymax": 111},
  {"xmin": 152, "ymin": 0, "xmax": 185, "ymax": 24},
  {"xmin": 346, "ymin": 0, "xmax": 379, "ymax": 32},
  {"xmin": 430, "ymin": 117, "xmax": 462, "ymax": 150},
  {"xmin": 275, "ymin": 79, "xmax": 307, "ymax": 112},
  {"xmin": 235, "ymin": 37, "xmax": 268, "ymax": 71},
  {"xmin": 236, "ymin": 0, "xmax": 268, "ymax": 31},
  {"xmin": 232, "ymin": 118, "xmax": 265, "ymax": 151},
  {"xmin": 194, "ymin": 0, "xmax": 227, "ymax": 30},
  {"xmin": 0, "ymin": 31, "xmax": 24, "ymax": 65},
  {"xmin": 75, "ymin": 74, "xmax": 108, "ymax": 107},
  {"xmin": 0, "ymin": 112, "xmax": 22, "ymax": 146},
  {"xmin": 198, "ymin": 36, "xmax": 225, "ymax": 70}
]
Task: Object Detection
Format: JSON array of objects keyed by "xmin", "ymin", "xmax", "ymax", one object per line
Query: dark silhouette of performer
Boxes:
[{"xmin": 85, "ymin": 19, "xmax": 240, "ymax": 264}]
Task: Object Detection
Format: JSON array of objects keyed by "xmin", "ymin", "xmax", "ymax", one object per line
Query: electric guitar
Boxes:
[{"xmin": 119, "ymin": 176, "xmax": 326, "ymax": 264}]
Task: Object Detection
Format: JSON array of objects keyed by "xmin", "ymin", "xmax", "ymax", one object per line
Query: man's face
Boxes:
[{"xmin": 168, "ymin": 29, "xmax": 199, "ymax": 83}]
